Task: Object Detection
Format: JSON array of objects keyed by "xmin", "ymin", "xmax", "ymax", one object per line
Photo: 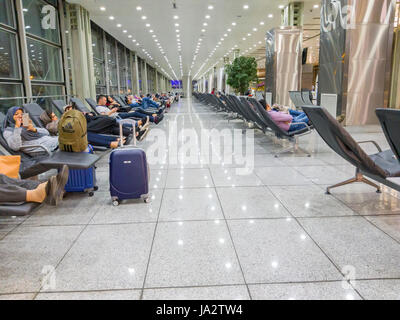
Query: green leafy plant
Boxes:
[{"xmin": 225, "ymin": 56, "xmax": 258, "ymax": 95}]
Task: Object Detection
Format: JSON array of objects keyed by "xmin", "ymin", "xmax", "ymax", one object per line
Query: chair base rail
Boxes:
[{"xmin": 326, "ymin": 169, "xmax": 381, "ymax": 194}]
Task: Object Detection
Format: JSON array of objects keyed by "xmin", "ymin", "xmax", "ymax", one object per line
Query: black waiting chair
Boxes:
[
  {"xmin": 52, "ymin": 99, "xmax": 67, "ymax": 115},
  {"xmin": 301, "ymin": 91, "xmax": 314, "ymax": 105},
  {"xmin": 289, "ymin": 91, "xmax": 306, "ymax": 108},
  {"xmin": 302, "ymin": 105, "xmax": 400, "ymax": 194},
  {"xmin": 247, "ymin": 98, "xmax": 313, "ymax": 157},
  {"xmin": 375, "ymin": 108, "xmax": 400, "ymax": 161},
  {"xmin": 71, "ymin": 97, "xmax": 99, "ymax": 115}
]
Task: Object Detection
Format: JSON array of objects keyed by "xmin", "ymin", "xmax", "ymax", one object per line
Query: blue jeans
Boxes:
[
  {"xmin": 142, "ymin": 97, "xmax": 160, "ymax": 109},
  {"xmin": 87, "ymin": 132, "xmax": 117, "ymax": 148},
  {"xmin": 288, "ymin": 110, "xmax": 309, "ymax": 132}
]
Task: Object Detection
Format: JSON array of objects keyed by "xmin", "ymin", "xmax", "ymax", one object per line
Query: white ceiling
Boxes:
[{"xmin": 67, "ymin": 0, "xmax": 321, "ymax": 80}]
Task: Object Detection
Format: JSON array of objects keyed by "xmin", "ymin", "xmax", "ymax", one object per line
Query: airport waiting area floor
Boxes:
[{"xmin": 1, "ymin": 98, "xmax": 400, "ymax": 300}]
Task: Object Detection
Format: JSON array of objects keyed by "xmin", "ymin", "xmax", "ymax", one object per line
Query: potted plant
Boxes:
[{"xmin": 225, "ymin": 56, "xmax": 258, "ymax": 95}]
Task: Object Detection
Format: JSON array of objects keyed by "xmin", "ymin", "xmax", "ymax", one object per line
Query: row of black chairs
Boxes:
[
  {"xmin": 289, "ymin": 90, "xmax": 314, "ymax": 108},
  {"xmin": 193, "ymin": 92, "xmax": 313, "ymax": 157},
  {"xmin": 0, "ymin": 108, "xmax": 100, "ymax": 216},
  {"xmin": 194, "ymin": 91, "xmax": 400, "ymax": 195}
]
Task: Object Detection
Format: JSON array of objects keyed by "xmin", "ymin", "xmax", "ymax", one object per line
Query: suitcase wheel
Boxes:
[
  {"xmin": 112, "ymin": 199, "xmax": 120, "ymax": 206},
  {"xmin": 144, "ymin": 197, "xmax": 150, "ymax": 203},
  {"xmin": 89, "ymin": 192, "xmax": 94, "ymax": 197},
  {"xmin": 94, "ymin": 186, "xmax": 99, "ymax": 191}
]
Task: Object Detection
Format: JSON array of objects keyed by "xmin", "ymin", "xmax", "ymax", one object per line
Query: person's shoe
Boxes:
[
  {"xmin": 137, "ymin": 127, "xmax": 150, "ymax": 141},
  {"xmin": 154, "ymin": 114, "xmax": 164, "ymax": 124},
  {"xmin": 46, "ymin": 165, "xmax": 69, "ymax": 206}
]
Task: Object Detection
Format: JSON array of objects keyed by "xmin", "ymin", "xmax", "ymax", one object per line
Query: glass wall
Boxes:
[
  {"xmin": 90, "ymin": 21, "xmax": 140, "ymax": 96},
  {"xmin": 0, "ymin": 0, "xmax": 23, "ymax": 112},
  {"xmin": 91, "ymin": 22, "xmax": 106, "ymax": 95},
  {"xmin": 23, "ymin": 0, "xmax": 65, "ymax": 110},
  {"xmin": 118, "ymin": 42, "xmax": 127, "ymax": 94}
]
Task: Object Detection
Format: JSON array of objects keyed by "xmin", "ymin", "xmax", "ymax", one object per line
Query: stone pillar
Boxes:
[
  {"xmin": 319, "ymin": 0, "xmax": 395, "ymax": 124},
  {"xmin": 265, "ymin": 26, "xmax": 302, "ymax": 107},
  {"xmin": 182, "ymin": 75, "xmax": 192, "ymax": 97},
  {"xmin": 67, "ymin": 4, "xmax": 96, "ymax": 99},
  {"xmin": 143, "ymin": 61, "xmax": 148, "ymax": 94}
]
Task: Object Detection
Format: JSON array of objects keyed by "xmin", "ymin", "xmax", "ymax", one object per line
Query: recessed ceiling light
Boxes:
[
  {"xmin": 253, "ymin": 28, "xmax": 258, "ymax": 31},
  {"xmin": 243, "ymin": 4, "xmax": 249, "ymax": 9},
  {"xmin": 313, "ymin": 4, "xmax": 319, "ymax": 8},
  {"xmin": 109, "ymin": 16, "xmax": 114, "ymax": 20},
  {"xmin": 123, "ymin": 30, "xmax": 127, "ymax": 33},
  {"xmin": 227, "ymin": 28, "xmax": 232, "ymax": 32},
  {"xmin": 242, "ymin": 37, "xmax": 246, "ymax": 40},
  {"xmin": 100, "ymin": 6, "xmax": 106, "ymax": 11},
  {"xmin": 279, "ymin": 5, "xmax": 285, "ymax": 9},
  {"xmin": 260, "ymin": 21, "xmax": 265, "ymax": 25},
  {"xmin": 136, "ymin": 6, "xmax": 142, "ymax": 11},
  {"xmin": 203, "ymin": 22, "xmax": 208, "ymax": 26},
  {"xmin": 132, "ymin": 39, "xmax": 136, "ymax": 42},
  {"xmin": 224, "ymin": 33, "xmax": 228, "ymax": 37},
  {"xmin": 201, "ymin": 29, "xmax": 206, "ymax": 32},
  {"xmin": 232, "ymin": 22, "xmax": 236, "ymax": 26},
  {"xmin": 176, "ymin": 29, "xmax": 180, "ymax": 32},
  {"xmin": 268, "ymin": 14, "xmax": 273, "ymax": 18},
  {"xmin": 175, "ymin": 23, "xmax": 179, "ymax": 27},
  {"xmin": 116, "ymin": 24, "xmax": 122, "ymax": 27},
  {"xmin": 152, "ymin": 35, "xmax": 156, "ymax": 37},
  {"xmin": 128, "ymin": 35, "xmax": 132, "ymax": 38},
  {"xmin": 149, "ymin": 29, "xmax": 153, "ymax": 33},
  {"xmin": 174, "ymin": 15, "xmax": 179, "ymax": 19},
  {"xmin": 247, "ymin": 33, "xmax": 251, "ymax": 36},
  {"xmin": 146, "ymin": 23, "xmax": 150, "ymax": 27},
  {"xmin": 142, "ymin": 16, "xmax": 147, "ymax": 20},
  {"xmin": 205, "ymin": 15, "xmax": 210, "ymax": 19},
  {"xmin": 208, "ymin": 5, "xmax": 214, "ymax": 10}
]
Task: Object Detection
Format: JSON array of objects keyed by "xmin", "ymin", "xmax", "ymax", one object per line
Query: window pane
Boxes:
[
  {"xmin": 96, "ymin": 86, "xmax": 106, "ymax": 95},
  {"xmin": 0, "ymin": 0, "xmax": 14, "ymax": 27},
  {"xmin": 23, "ymin": 0, "xmax": 60, "ymax": 44},
  {"xmin": 93, "ymin": 60, "xmax": 105, "ymax": 86},
  {"xmin": 0, "ymin": 29, "xmax": 20, "ymax": 79},
  {"xmin": 31, "ymin": 84, "xmax": 64, "ymax": 110},
  {"xmin": 110, "ymin": 86, "xmax": 118, "ymax": 95},
  {"xmin": 91, "ymin": 24, "xmax": 104, "ymax": 60},
  {"xmin": 28, "ymin": 38, "xmax": 63, "ymax": 82},
  {"xmin": 0, "ymin": 83, "xmax": 23, "ymax": 114}
]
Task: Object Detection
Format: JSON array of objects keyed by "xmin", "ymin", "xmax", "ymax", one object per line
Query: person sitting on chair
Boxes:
[{"xmin": 3, "ymin": 107, "xmax": 59, "ymax": 156}]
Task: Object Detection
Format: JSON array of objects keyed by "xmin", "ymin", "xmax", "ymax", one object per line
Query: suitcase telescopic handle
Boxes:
[{"xmin": 118, "ymin": 119, "xmax": 137, "ymax": 147}]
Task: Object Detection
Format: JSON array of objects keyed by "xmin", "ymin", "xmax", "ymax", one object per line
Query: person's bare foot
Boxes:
[
  {"xmin": 26, "ymin": 182, "xmax": 48, "ymax": 203},
  {"xmin": 110, "ymin": 141, "xmax": 119, "ymax": 148}
]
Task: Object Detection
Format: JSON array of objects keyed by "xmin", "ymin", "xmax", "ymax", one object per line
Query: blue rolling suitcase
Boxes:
[
  {"xmin": 109, "ymin": 120, "xmax": 150, "ymax": 206},
  {"xmin": 64, "ymin": 145, "xmax": 98, "ymax": 196}
]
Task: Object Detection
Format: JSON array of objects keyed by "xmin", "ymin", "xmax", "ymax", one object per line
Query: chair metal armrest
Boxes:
[
  {"xmin": 20, "ymin": 145, "xmax": 51, "ymax": 156},
  {"xmin": 289, "ymin": 121, "xmax": 312, "ymax": 132},
  {"xmin": 357, "ymin": 140, "xmax": 383, "ymax": 153}
]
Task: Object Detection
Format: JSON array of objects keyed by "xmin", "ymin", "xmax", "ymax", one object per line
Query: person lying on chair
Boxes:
[
  {"xmin": 266, "ymin": 104, "xmax": 310, "ymax": 132},
  {"xmin": 0, "ymin": 165, "xmax": 69, "ymax": 206}
]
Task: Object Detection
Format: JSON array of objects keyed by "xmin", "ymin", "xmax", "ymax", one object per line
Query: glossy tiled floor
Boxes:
[{"xmin": 1, "ymin": 98, "xmax": 400, "ymax": 300}]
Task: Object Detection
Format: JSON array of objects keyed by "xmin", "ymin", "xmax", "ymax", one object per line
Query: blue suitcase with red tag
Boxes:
[{"xmin": 109, "ymin": 119, "xmax": 150, "ymax": 206}]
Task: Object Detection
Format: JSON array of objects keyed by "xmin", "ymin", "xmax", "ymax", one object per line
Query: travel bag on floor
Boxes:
[
  {"xmin": 63, "ymin": 145, "xmax": 98, "ymax": 196},
  {"xmin": 109, "ymin": 120, "xmax": 150, "ymax": 206}
]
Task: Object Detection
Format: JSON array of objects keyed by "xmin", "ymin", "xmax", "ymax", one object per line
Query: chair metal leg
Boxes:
[
  {"xmin": 274, "ymin": 137, "xmax": 310, "ymax": 158},
  {"xmin": 326, "ymin": 171, "xmax": 381, "ymax": 194}
]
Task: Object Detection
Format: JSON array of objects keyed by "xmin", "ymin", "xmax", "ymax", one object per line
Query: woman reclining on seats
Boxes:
[
  {"xmin": 262, "ymin": 102, "xmax": 310, "ymax": 133},
  {"xmin": 3, "ymin": 107, "xmax": 59, "ymax": 156}
]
